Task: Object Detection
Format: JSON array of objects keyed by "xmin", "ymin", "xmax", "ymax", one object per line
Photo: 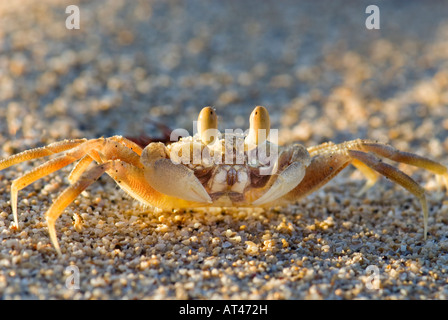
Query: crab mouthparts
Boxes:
[{"xmin": 226, "ymin": 167, "xmax": 238, "ymax": 186}]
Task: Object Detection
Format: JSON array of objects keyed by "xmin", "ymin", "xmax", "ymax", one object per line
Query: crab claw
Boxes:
[
  {"xmin": 141, "ymin": 142, "xmax": 212, "ymax": 203},
  {"xmin": 252, "ymin": 162, "xmax": 307, "ymax": 206},
  {"xmin": 252, "ymin": 144, "xmax": 310, "ymax": 206}
]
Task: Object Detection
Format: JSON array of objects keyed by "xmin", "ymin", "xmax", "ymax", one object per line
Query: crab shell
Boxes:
[
  {"xmin": 143, "ymin": 135, "xmax": 310, "ymax": 209},
  {"xmin": 141, "ymin": 106, "xmax": 311, "ymax": 209}
]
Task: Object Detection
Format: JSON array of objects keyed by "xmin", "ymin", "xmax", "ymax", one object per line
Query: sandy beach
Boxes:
[{"xmin": 0, "ymin": 0, "xmax": 448, "ymax": 300}]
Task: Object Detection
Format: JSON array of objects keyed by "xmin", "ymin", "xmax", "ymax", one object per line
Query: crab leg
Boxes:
[
  {"xmin": 68, "ymin": 155, "xmax": 94, "ymax": 184},
  {"xmin": 11, "ymin": 155, "xmax": 85, "ymax": 227},
  {"xmin": 351, "ymin": 159, "xmax": 379, "ymax": 196},
  {"xmin": 47, "ymin": 159, "xmax": 201, "ymax": 255},
  {"xmin": 4, "ymin": 138, "xmax": 143, "ymax": 228},
  {"xmin": 0, "ymin": 139, "xmax": 87, "ymax": 171},
  {"xmin": 46, "ymin": 161, "xmax": 114, "ymax": 255},
  {"xmin": 109, "ymin": 136, "xmax": 144, "ymax": 156},
  {"xmin": 283, "ymin": 150, "xmax": 430, "ymax": 236},
  {"xmin": 308, "ymin": 139, "xmax": 448, "ymax": 191},
  {"xmin": 7, "ymin": 139, "xmax": 115, "ymax": 227},
  {"xmin": 0, "ymin": 136, "xmax": 143, "ymax": 172},
  {"xmin": 286, "ymin": 139, "xmax": 448, "ymax": 239},
  {"xmin": 357, "ymin": 140, "xmax": 448, "ymax": 190},
  {"xmin": 309, "ymin": 142, "xmax": 380, "ymax": 194},
  {"xmin": 349, "ymin": 150, "xmax": 429, "ymax": 238},
  {"xmin": 307, "ymin": 141, "xmax": 335, "ymax": 157}
]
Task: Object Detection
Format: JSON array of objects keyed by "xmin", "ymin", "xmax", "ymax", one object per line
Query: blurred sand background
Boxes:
[{"xmin": 0, "ymin": 0, "xmax": 448, "ymax": 299}]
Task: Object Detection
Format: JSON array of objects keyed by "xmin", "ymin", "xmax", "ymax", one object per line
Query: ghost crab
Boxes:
[{"xmin": 1, "ymin": 106, "xmax": 447, "ymax": 255}]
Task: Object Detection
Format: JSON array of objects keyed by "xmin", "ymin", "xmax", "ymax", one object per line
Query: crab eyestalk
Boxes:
[
  {"xmin": 197, "ymin": 106, "xmax": 218, "ymax": 145},
  {"xmin": 245, "ymin": 106, "xmax": 270, "ymax": 149}
]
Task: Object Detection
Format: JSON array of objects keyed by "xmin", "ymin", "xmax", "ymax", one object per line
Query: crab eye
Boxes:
[
  {"xmin": 198, "ymin": 106, "xmax": 218, "ymax": 145},
  {"xmin": 245, "ymin": 106, "xmax": 270, "ymax": 147}
]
